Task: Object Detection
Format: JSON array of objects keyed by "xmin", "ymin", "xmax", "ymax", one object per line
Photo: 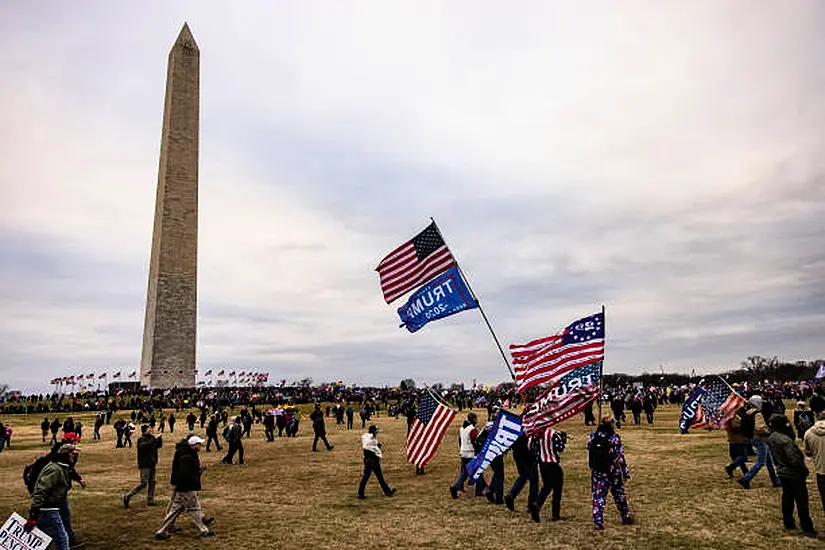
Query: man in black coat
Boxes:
[
  {"xmin": 155, "ymin": 436, "xmax": 214, "ymax": 539},
  {"xmin": 123, "ymin": 424, "xmax": 162, "ymax": 507},
  {"xmin": 221, "ymin": 417, "xmax": 245, "ymax": 465},
  {"xmin": 205, "ymin": 416, "xmax": 222, "ymax": 452},
  {"xmin": 310, "ymin": 404, "xmax": 334, "ymax": 452}
]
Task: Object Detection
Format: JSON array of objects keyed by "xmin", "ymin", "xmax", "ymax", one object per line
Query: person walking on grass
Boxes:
[
  {"xmin": 725, "ymin": 411, "xmax": 749, "ymax": 479},
  {"xmin": 449, "ymin": 412, "xmax": 487, "ymax": 499},
  {"xmin": 504, "ymin": 432, "xmax": 538, "ymax": 513},
  {"xmin": 310, "ymin": 404, "xmax": 334, "ymax": 452},
  {"xmin": 123, "ymin": 425, "xmax": 162, "ymax": 508},
  {"xmin": 42, "ymin": 417, "xmax": 50, "ymax": 443},
  {"xmin": 24, "ymin": 444, "xmax": 81, "ymax": 550},
  {"xmin": 804, "ymin": 411, "xmax": 825, "ymax": 513},
  {"xmin": 737, "ymin": 396, "xmax": 781, "ymax": 489},
  {"xmin": 529, "ymin": 426, "xmax": 567, "ymax": 523},
  {"xmin": 206, "ymin": 415, "xmax": 222, "ymax": 452},
  {"xmin": 155, "ymin": 435, "xmax": 214, "ymax": 540},
  {"xmin": 766, "ymin": 414, "xmax": 816, "ymax": 537},
  {"xmin": 588, "ymin": 416, "xmax": 634, "ymax": 530},
  {"xmin": 221, "ymin": 417, "xmax": 245, "ymax": 464},
  {"xmin": 357, "ymin": 425, "xmax": 396, "ymax": 499}
]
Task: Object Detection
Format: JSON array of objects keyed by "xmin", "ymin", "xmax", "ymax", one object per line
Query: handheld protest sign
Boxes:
[{"xmin": 0, "ymin": 513, "xmax": 52, "ymax": 550}]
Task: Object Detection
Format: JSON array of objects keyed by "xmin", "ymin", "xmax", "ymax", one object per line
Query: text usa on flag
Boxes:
[
  {"xmin": 510, "ymin": 312, "xmax": 605, "ymax": 393},
  {"xmin": 376, "ymin": 222, "xmax": 456, "ymax": 304},
  {"xmin": 406, "ymin": 391, "xmax": 456, "ymax": 468}
]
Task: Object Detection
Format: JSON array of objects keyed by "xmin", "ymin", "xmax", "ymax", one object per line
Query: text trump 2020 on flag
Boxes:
[
  {"xmin": 466, "ymin": 410, "xmax": 522, "ymax": 484},
  {"xmin": 397, "ymin": 267, "xmax": 477, "ymax": 333}
]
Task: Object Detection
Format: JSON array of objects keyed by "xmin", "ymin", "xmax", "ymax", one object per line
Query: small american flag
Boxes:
[
  {"xmin": 510, "ymin": 312, "xmax": 605, "ymax": 393},
  {"xmin": 128, "ymin": 371, "xmax": 136, "ymax": 379},
  {"xmin": 376, "ymin": 222, "xmax": 456, "ymax": 304},
  {"xmin": 112, "ymin": 372, "xmax": 121, "ymax": 379},
  {"xmin": 204, "ymin": 370, "xmax": 213, "ymax": 376},
  {"xmin": 406, "ymin": 391, "xmax": 456, "ymax": 468},
  {"xmin": 692, "ymin": 377, "xmax": 745, "ymax": 430}
]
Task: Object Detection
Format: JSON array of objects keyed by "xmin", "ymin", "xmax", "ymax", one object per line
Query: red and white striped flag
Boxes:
[
  {"xmin": 510, "ymin": 312, "xmax": 604, "ymax": 393},
  {"xmin": 376, "ymin": 222, "xmax": 456, "ymax": 304},
  {"xmin": 406, "ymin": 391, "xmax": 456, "ymax": 468}
]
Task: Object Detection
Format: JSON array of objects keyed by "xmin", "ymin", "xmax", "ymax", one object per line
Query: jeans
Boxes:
[
  {"xmin": 726, "ymin": 443, "xmax": 749, "ymax": 475},
  {"xmin": 93, "ymin": 426, "xmax": 101, "ymax": 440},
  {"xmin": 452, "ymin": 457, "xmax": 486, "ymax": 495},
  {"xmin": 535, "ymin": 462, "xmax": 564, "ymax": 518},
  {"xmin": 0, "ymin": 438, "xmax": 4, "ymax": 453},
  {"xmin": 347, "ymin": 417, "xmax": 353, "ymax": 430},
  {"xmin": 37, "ymin": 509, "xmax": 70, "ymax": 550},
  {"xmin": 817, "ymin": 474, "xmax": 825, "ymax": 513},
  {"xmin": 508, "ymin": 458, "xmax": 538, "ymax": 506},
  {"xmin": 486, "ymin": 456, "xmax": 505, "ymax": 502},
  {"xmin": 358, "ymin": 460, "xmax": 392, "ymax": 497},
  {"xmin": 60, "ymin": 499, "xmax": 76, "ymax": 545},
  {"xmin": 743, "ymin": 440, "xmax": 780, "ymax": 484},
  {"xmin": 779, "ymin": 477, "xmax": 815, "ymax": 532}
]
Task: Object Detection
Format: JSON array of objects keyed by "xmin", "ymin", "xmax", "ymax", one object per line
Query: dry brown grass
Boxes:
[{"xmin": 0, "ymin": 404, "xmax": 822, "ymax": 549}]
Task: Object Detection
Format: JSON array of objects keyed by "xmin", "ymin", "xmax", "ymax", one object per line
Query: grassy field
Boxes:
[{"xmin": 0, "ymin": 404, "xmax": 822, "ymax": 550}]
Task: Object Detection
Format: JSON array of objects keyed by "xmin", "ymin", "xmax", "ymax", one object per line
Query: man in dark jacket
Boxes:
[
  {"xmin": 155, "ymin": 436, "xmax": 214, "ymax": 539},
  {"xmin": 123, "ymin": 425, "xmax": 162, "ymax": 508},
  {"xmin": 766, "ymin": 414, "xmax": 816, "ymax": 536},
  {"xmin": 186, "ymin": 412, "xmax": 197, "ymax": 432},
  {"xmin": 504, "ymin": 433, "xmax": 538, "ymax": 512},
  {"xmin": 310, "ymin": 404, "xmax": 334, "ymax": 452},
  {"xmin": 221, "ymin": 417, "xmax": 245, "ymax": 465},
  {"xmin": 41, "ymin": 418, "xmax": 50, "ymax": 443},
  {"xmin": 206, "ymin": 416, "xmax": 222, "ymax": 451}
]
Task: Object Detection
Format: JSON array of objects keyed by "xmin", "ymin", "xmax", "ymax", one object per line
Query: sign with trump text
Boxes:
[
  {"xmin": 397, "ymin": 267, "xmax": 477, "ymax": 333},
  {"xmin": 0, "ymin": 513, "xmax": 52, "ymax": 550}
]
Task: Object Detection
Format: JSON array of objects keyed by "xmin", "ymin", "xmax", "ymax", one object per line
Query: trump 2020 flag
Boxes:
[
  {"xmin": 397, "ymin": 267, "xmax": 478, "ymax": 333},
  {"xmin": 466, "ymin": 409, "xmax": 522, "ymax": 484},
  {"xmin": 521, "ymin": 361, "xmax": 601, "ymax": 436},
  {"xmin": 689, "ymin": 377, "xmax": 745, "ymax": 431},
  {"xmin": 680, "ymin": 386, "xmax": 706, "ymax": 434},
  {"xmin": 816, "ymin": 363, "xmax": 825, "ymax": 380}
]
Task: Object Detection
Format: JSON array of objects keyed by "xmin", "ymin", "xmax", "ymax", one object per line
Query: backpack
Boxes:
[
  {"xmin": 798, "ymin": 411, "xmax": 814, "ymax": 434},
  {"xmin": 588, "ymin": 433, "xmax": 614, "ymax": 473},
  {"xmin": 222, "ymin": 425, "xmax": 231, "ymax": 441},
  {"xmin": 739, "ymin": 413, "xmax": 756, "ymax": 440},
  {"xmin": 23, "ymin": 455, "xmax": 52, "ymax": 494}
]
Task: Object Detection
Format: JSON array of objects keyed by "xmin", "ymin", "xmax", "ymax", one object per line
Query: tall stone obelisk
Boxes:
[{"xmin": 140, "ymin": 23, "xmax": 199, "ymax": 389}]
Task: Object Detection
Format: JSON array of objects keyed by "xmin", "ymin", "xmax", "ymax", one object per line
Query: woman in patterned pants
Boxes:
[{"xmin": 588, "ymin": 416, "xmax": 634, "ymax": 529}]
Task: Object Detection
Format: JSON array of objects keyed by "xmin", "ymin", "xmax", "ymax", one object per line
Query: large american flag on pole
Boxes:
[
  {"xmin": 406, "ymin": 391, "xmax": 457, "ymax": 468},
  {"xmin": 376, "ymin": 222, "xmax": 457, "ymax": 304},
  {"xmin": 510, "ymin": 312, "xmax": 605, "ymax": 393},
  {"xmin": 522, "ymin": 361, "xmax": 601, "ymax": 436},
  {"xmin": 691, "ymin": 377, "xmax": 745, "ymax": 431}
]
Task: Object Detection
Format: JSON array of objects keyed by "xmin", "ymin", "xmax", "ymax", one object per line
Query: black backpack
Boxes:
[
  {"xmin": 23, "ymin": 455, "xmax": 51, "ymax": 494},
  {"xmin": 739, "ymin": 413, "xmax": 756, "ymax": 440},
  {"xmin": 588, "ymin": 433, "xmax": 614, "ymax": 473}
]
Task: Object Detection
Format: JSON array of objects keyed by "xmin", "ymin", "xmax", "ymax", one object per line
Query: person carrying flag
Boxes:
[
  {"xmin": 528, "ymin": 427, "xmax": 567, "ymax": 523},
  {"xmin": 588, "ymin": 416, "xmax": 634, "ymax": 529}
]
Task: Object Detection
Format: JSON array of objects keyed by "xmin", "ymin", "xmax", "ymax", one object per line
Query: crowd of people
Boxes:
[{"xmin": 9, "ymin": 377, "xmax": 825, "ymax": 548}]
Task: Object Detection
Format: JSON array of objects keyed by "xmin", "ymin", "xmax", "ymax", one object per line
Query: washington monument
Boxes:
[{"xmin": 140, "ymin": 24, "xmax": 199, "ymax": 388}]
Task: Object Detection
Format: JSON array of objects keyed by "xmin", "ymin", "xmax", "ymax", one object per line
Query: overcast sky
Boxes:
[{"xmin": 1, "ymin": 2, "xmax": 823, "ymax": 392}]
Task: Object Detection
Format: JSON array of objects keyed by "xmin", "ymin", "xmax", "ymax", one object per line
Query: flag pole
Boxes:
[
  {"xmin": 718, "ymin": 374, "xmax": 744, "ymax": 399},
  {"xmin": 429, "ymin": 218, "xmax": 515, "ymax": 381},
  {"xmin": 598, "ymin": 304, "xmax": 605, "ymax": 420}
]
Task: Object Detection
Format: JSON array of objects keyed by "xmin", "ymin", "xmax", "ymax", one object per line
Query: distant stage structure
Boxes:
[{"xmin": 140, "ymin": 23, "xmax": 199, "ymax": 389}]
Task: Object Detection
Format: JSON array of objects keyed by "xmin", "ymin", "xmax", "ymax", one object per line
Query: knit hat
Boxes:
[
  {"xmin": 368, "ymin": 425, "xmax": 379, "ymax": 434},
  {"xmin": 57, "ymin": 443, "xmax": 78, "ymax": 454},
  {"xmin": 748, "ymin": 395, "xmax": 764, "ymax": 411},
  {"xmin": 187, "ymin": 435, "xmax": 205, "ymax": 445}
]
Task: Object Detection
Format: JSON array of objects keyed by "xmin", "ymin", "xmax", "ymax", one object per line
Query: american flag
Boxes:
[
  {"xmin": 204, "ymin": 370, "xmax": 213, "ymax": 376},
  {"xmin": 99, "ymin": 373, "xmax": 106, "ymax": 379},
  {"xmin": 128, "ymin": 371, "xmax": 136, "ymax": 379},
  {"xmin": 376, "ymin": 222, "xmax": 456, "ymax": 304},
  {"xmin": 112, "ymin": 371, "xmax": 121, "ymax": 379},
  {"xmin": 691, "ymin": 377, "xmax": 745, "ymax": 430},
  {"xmin": 218, "ymin": 370, "xmax": 225, "ymax": 377},
  {"xmin": 510, "ymin": 312, "xmax": 605, "ymax": 393},
  {"xmin": 522, "ymin": 361, "xmax": 601, "ymax": 435},
  {"xmin": 406, "ymin": 391, "xmax": 456, "ymax": 468}
]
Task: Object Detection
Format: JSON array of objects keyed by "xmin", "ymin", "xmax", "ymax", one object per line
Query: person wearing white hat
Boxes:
[{"xmin": 155, "ymin": 435, "xmax": 214, "ymax": 540}]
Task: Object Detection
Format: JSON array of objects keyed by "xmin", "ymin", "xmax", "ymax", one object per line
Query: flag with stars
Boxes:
[
  {"xmin": 689, "ymin": 377, "xmax": 745, "ymax": 431},
  {"xmin": 510, "ymin": 311, "xmax": 605, "ymax": 393},
  {"xmin": 406, "ymin": 390, "xmax": 457, "ymax": 468},
  {"xmin": 376, "ymin": 222, "xmax": 457, "ymax": 304}
]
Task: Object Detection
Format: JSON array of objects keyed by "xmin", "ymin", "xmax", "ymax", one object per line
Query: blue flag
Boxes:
[
  {"xmin": 680, "ymin": 387, "xmax": 706, "ymax": 434},
  {"xmin": 466, "ymin": 409, "xmax": 522, "ymax": 484},
  {"xmin": 397, "ymin": 267, "xmax": 478, "ymax": 333}
]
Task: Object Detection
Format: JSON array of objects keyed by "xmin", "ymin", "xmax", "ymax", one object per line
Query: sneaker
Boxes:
[
  {"xmin": 594, "ymin": 524, "xmax": 604, "ymax": 531},
  {"xmin": 122, "ymin": 494, "xmax": 130, "ymax": 509},
  {"xmin": 504, "ymin": 494, "xmax": 515, "ymax": 511},
  {"xmin": 551, "ymin": 515, "xmax": 561, "ymax": 522},
  {"xmin": 357, "ymin": 495, "xmax": 366, "ymax": 500},
  {"xmin": 203, "ymin": 517, "xmax": 215, "ymax": 526},
  {"xmin": 146, "ymin": 501, "xmax": 158, "ymax": 507},
  {"xmin": 200, "ymin": 531, "xmax": 215, "ymax": 538},
  {"xmin": 622, "ymin": 514, "xmax": 635, "ymax": 525},
  {"xmin": 154, "ymin": 533, "xmax": 170, "ymax": 541},
  {"xmin": 724, "ymin": 465, "xmax": 734, "ymax": 479},
  {"xmin": 385, "ymin": 488, "xmax": 397, "ymax": 497},
  {"xmin": 803, "ymin": 530, "xmax": 818, "ymax": 538},
  {"xmin": 450, "ymin": 486, "xmax": 458, "ymax": 499},
  {"xmin": 485, "ymin": 492, "xmax": 495, "ymax": 504},
  {"xmin": 737, "ymin": 479, "xmax": 751, "ymax": 490},
  {"xmin": 327, "ymin": 445, "xmax": 334, "ymax": 451}
]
